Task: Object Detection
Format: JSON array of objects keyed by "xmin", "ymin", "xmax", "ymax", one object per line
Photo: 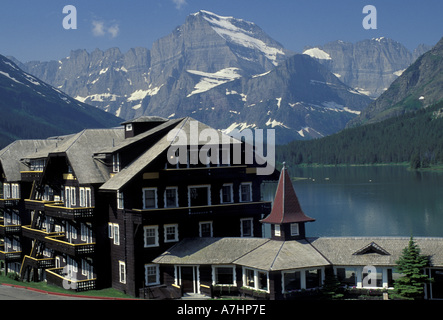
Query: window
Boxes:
[
  {"xmin": 125, "ymin": 123, "xmax": 133, "ymax": 131},
  {"xmin": 336, "ymin": 267, "xmax": 357, "ymax": 287},
  {"xmin": 143, "ymin": 188, "xmax": 157, "ymax": 209},
  {"xmin": 213, "ymin": 266, "xmax": 236, "ymax": 286},
  {"xmin": 305, "ymin": 269, "xmax": 322, "ymax": 289},
  {"xmin": 164, "ymin": 224, "xmax": 179, "ymax": 243},
  {"xmin": 145, "ymin": 264, "xmax": 159, "ymax": 286},
  {"xmin": 11, "ymin": 184, "xmax": 20, "ymax": 199},
  {"xmin": 119, "ymin": 261, "xmax": 126, "ymax": 284},
  {"xmin": 240, "ymin": 183, "xmax": 252, "ymax": 202},
  {"xmin": 243, "ymin": 268, "xmax": 269, "ymax": 292},
  {"xmin": 164, "ymin": 187, "xmax": 178, "ymax": 208},
  {"xmin": 283, "ymin": 271, "xmax": 301, "ymax": 292},
  {"xmin": 3, "ymin": 183, "xmax": 10, "ymax": 199},
  {"xmin": 143, "ymin": 226, "xmax": 159, "ymax": 247},
  {"xmin": 81, "ymin": 223, "xmax": 92, "ymax": 242},
  {"xmin": 113, "ymin": 153, "xmax": 120, "ymax": 173},
  {"xmin": 199, "ymin": 221, "xmax": 213, "ymax": 237},
  {"xmin": 64, "ymin": 186, "xmax": 76, "ymax": 208},
  {"xmin": 113, "ymin": 223, "xmax": 120, "ymax": 245},
  {"xmin": 117, "ymin": 190, "xmax": 124, "ymax": 209},
  {"xmin": 188, "ymin": 185, "xmax": 211, "ymax": 207},
  {"xmin": 79, "ymin": 188, "xmax": 85, "ymax": 207},
  {"xmin": 245, "ymin": 268, "xmax": 255, "ymax": 288},
  {"xmin": 274, "ymin": 224, "xmax": 281, "ymax": 237},
  {"xmin": 108, "ymin": 223, "xmax": 114, "ymax": 239},
  {"xmin": 240, "ymin": 218, "xmax": 253, "ymax": 237},
  {"xmin": 79, "ymin": 187, "xmax": 92, "ymax": 207},
  {"xmin": 220, "ymin": 184, "xmax": 233, "ymax": 203},
  {"xmin": 290, "ymin": 223, "xmax": 299, "ymax": 236}
]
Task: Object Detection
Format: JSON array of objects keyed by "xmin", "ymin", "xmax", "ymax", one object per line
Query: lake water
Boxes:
[{"xmin": 261, "ymin": 166, "xmax": 443, "ymax": 237}]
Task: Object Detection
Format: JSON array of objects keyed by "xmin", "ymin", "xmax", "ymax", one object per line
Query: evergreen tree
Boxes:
[{"xmin": 391, "ymin": 237, "xmax": 432, "ymax": 300}]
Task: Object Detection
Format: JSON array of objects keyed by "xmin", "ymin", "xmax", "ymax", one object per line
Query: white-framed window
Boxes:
[
  {"xmin": 113, "ymin": 223, "xmax": 120, "ymax": 245},
  {"xmin": 82, "ymin": 258, "xmax": 94, "ymax": 279},
  {"xmin": 212, "ymin": 265, "xmax": 236, "ymax": 286},
  {"xmin": 145, "ymin": 264, "xmax": 160, "ymax": 286},
  {"xmin": 164, "ymin": 187, "xmax": 178, "ymax": 208},
  {"xmin": 282, "ymin": 270, "xmax": 302, "ymax": 292},
  {"xmin": 3, "ymin": 183, "xmax": 11, "ymax": 199},
  {"xmin": 188, "ymin": 185, "xmax": 211, "ymax": 207},
  {"xmin": 119, "ymin": 261, "xmax": 126, "ymax": 284},
  {"xmin": 66, "ymin": 223, "xmax": 77, "ymax": 243},
  {"xmin": 164, "ymin": 224, "xmax": 179, "ymax": 243},
  {"xmin": 113, "ymin": 153, "xmax": 120, "ymax": 173},
  {"xmin": 79, "ymin": 187, "xmax": 92, "ymax": 207},
  {"xmin": 274, "ymin": 224, "xmax": 281, "ymax": 237},
  {"xmin": 199, "ymin": 221, "xmax": 213, "ymax": 237},
  {"xmin": 64, "ymin": 186, "xmax": 76, "ymax": 208},
  {"xmin": 117, "ymin": 190, "xmax": 124, "ymax": 209},
  {"xmin": 81, "ymin": 223, "xmax": 92, "ymax": 243},
  {"xmin": 220, "ymin": 184, "xmax": 233, "ymax": 203},
  {"xmin": 143, "ymin": 188, "xmax": 158, "ymax": 209},
  {"xmin": 143, "ymin": 225, "xmax": 159, "ymax": 247},
  {"xmin": 239, "ymin": 182, "xmax": 252, "ymax": 202},
  {"xmin": 11, "ymin": 183, "xmax": 20, "ymax": 199},
  {"xmin": 290, "ymin": 223, "xmax": 299, "ymax": 236},
  {"xmin": 240, "ymin": 218, "xmax": 253, "ymax": 237},
  {"xmin": 243, "ymin": 267, "xmax": 269, "ymax": 292},
  {"xmin": 108, "ymin": 223, "xmax": 114, "ymax": 239},
  {"xmin": 125, "ymin": 123, "xmax": 133, "ymax": 132}
]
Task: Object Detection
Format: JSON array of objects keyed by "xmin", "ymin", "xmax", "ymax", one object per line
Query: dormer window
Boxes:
[
  {"xmin": 125, "ymin": 124, "xmax": 133, "ymax": 132},
  {"xmin": 113, "ymin": 153, "xmax": 120, "ymax": 173}
]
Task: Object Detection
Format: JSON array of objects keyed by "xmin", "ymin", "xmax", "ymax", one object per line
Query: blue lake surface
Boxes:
[{"xmin": 261, "ymin": 166, "xmax": 443, "ymax": 237}]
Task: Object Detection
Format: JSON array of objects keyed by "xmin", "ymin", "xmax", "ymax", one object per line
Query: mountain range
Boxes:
[
  {"xmin": 5, "ymin": 10, "xmax": 440, "ymax": 144},
  {"xmin": 0, "ymin": 54, "xmax": 121, "ymax": 147}
]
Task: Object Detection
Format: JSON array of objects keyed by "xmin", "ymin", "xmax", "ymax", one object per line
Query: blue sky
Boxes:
[{"xmin": 1, "ymin": 0, "xmax": 442, "ymax": 62}]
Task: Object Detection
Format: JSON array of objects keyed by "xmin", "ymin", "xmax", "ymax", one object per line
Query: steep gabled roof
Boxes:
[
  {"xmin": 100, "ymin": 117, "xmax": 241, "ymax": 191},
  {"xmin": 261, "ymin": 164, "xmax": 315, "ymax": 224},
  {"xmin": 0, "ymin": 139, "xmax": 59, "ymax": 182},
  {"xmin": 22, "ymin": 128, "xmax": 125, "ymax": 184}
]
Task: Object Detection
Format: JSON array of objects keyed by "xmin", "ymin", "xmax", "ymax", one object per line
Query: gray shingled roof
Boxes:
[
  {"xmin": 154, "ymin": 237, "xmax": 330, "ymax": 271},
  {"xmin": 153, "ymin": 237, "xmax": 270, "ymax": 265},
  {"xmin": 309, "ymin": 237, "xmax": 443, "ymax": 267},
  {"xmin": 154, "ymin": 236, "xmax": 443, "ymax": 271},
  {"xmin": 0, "ymin": 139, "xmax": 59, "ymax": 182},
  {"xmin": 100, "ymin": 117, "xmax": 241, "ymax": 191},
  {"xmin": 22, "ymin": 128, "xmax": 125, "ymax": 185}
]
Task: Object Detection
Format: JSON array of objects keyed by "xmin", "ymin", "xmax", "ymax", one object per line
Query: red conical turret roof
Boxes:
[{"xmin": 261, "ymin": 164, "xmax": 315, "ymax": 224}]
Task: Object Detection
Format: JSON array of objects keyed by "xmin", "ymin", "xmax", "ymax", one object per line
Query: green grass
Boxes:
[{"xmin": 0, "ymin": 272, "xmax": 136, "ymax": 299}]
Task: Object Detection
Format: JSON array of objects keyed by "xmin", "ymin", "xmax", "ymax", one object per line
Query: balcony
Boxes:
[
  {"xmin": 21, "ymin": 225, "xmax": 62, "ymax": 242},
  {"xmin": 44, "ymin": 234, "xmax": 95, "ymax": 256},
  {"xmin": 44, "ymin": 203, "xmax": 94, "ymax": 220},
  {"xmin": 22, "ymin": 255, "xmax": 55, "ymax": 269},
  {"xmin": 0, "ymin": 245, "xmax": 22, "ymax": 262},
  {"xmin": 20, "ymin": 170, "xmax": 43, "ymax": 182},
  {"xmin": 0, "ymin": 222, "xmax": 22, "ymax": 236},
  {"xmin": 0, "ymin": 198, "xmax": 20, "ymax": 209},
  {"xmin": 24, "ymin": 199, "xmax": 59, "ymax": 212},
  {"xmin": 46, "ymin": 267, "xmax": 96, "ymax": 292},
  {"xmin": 130, "ymin": 201, "xmax": 272, "ymax": 221}
]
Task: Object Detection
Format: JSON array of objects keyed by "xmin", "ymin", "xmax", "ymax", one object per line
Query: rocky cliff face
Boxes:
[
  {"xmin": 12, "ymin": 10, "xmax": 378, "ymax": 143},
  {"xmin": 303, "ymin": 38, "xmax": 432, "ymax": 98},
  {"xmin": 347, "ymin": 37, "xmax": 443, "ymax": 127}
]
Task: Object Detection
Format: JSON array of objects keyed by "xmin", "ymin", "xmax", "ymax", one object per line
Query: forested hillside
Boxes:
[{"xmin": 276, "ymin": 101, "xmax": 443, "ymax": 168}]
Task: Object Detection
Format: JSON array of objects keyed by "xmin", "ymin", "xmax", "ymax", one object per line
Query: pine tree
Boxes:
[{"xmin": 391, "ymin": 237, "xmax": 432, "ymax": 300}]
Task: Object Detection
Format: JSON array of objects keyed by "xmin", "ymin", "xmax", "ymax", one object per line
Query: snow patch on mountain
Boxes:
[
  {"xmin": 303, "ymin": 48, "xmax": 332, "ymax": 60},
  {"xmin": 187, "ymin": 67, "xmax": 242, "ymax": 97},
  {"xmin": 200, "ymin": 10, "xmax": 285, "ymax": 66}
]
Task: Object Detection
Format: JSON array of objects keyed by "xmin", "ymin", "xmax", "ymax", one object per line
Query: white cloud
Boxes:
[
  {"xmin": 173, "ymin": 0, "xmax": 187, "ymax": 9},
  {"xmin": 92, "ymin": 20, "xmax": 120, "ymax": 38}
]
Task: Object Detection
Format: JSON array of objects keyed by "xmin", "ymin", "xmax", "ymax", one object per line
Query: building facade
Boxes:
[{"xmin": 0, "ymin": 116, "xmax": 276, "ymax": 297}]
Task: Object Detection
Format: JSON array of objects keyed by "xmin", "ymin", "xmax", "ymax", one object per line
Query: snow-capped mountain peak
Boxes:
[{"xmin": 197, "ymin": 10, "xmax": 289, "ymax": 66}]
